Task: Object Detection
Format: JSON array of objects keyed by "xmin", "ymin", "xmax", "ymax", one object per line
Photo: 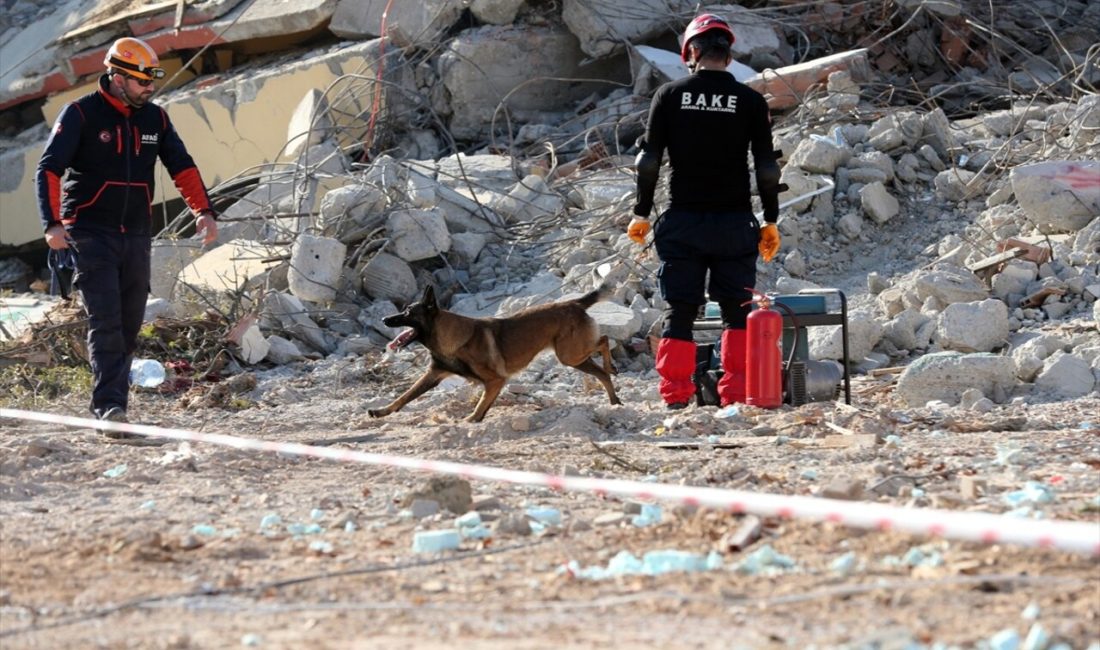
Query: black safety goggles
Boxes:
[{"xmin": 121, "ymin": 72, "xmax": 158, "ymax": 87}]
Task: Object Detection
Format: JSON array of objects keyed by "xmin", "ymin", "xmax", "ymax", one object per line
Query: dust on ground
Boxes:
[{"xmin": 1, "ymin": 350, "xmax": 1097, "ymax": 649}]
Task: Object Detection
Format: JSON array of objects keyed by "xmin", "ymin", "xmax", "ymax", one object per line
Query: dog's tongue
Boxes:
[{"xmin": 387, "ymin": 328, "xmax": 417, "ymax": 350}]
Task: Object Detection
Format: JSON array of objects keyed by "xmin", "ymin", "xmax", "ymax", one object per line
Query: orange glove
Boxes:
[
  {"xmin": 627, "ymin": 217, "xmax": 651, "ymax": 245},
  {"xmin": 759, "ymin": 223, "xmax": 780, "ymax": 262}
]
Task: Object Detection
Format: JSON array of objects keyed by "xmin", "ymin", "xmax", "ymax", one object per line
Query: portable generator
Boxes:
[{"xmin": 692, "ymin": 288, "xmax": 851, "ymax": 406}]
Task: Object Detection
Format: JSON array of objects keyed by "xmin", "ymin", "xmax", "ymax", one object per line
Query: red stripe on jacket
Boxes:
[{"xmin": 172, "ymin": 167, "xmax": 212, "ymax": 213}]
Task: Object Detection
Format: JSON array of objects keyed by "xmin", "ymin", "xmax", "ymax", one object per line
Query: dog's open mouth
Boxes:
[{"xmin": 387, "ymin": 328, "xmax": 418, "ymax": 350}]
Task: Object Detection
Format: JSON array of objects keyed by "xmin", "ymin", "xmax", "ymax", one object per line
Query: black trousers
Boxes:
[
  {"xmin": 70, "ymin": 230, "xmax": 151, "ymax": 415},
  {"xmin": 653, "ymin": 208, "xmax": 759, "ymax": 340}
]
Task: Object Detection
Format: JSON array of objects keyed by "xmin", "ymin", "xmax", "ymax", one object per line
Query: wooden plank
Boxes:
[{"xmin": 966, "ymin": 249, "xmax": 1024, "ymax": 275}]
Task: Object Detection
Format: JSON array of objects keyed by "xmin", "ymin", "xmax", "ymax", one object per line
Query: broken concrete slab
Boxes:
[
  {"xmin": 0, "ymin": 0, "xmax": 86, "ymax": 112},
  {"xmin": 0, "ymin": 139, "xmax": 48, "ymax": 249},
  {"xmin": 748, "ymin": 49, "xmax": 870, "ymax": 111},
  {"xmin": 160, "ymin": 38, "xmax": 410, "ymax": 204},
  {"xmin": 265, "ymin": 334, "xmax": 305, "ymax": 364},
  {"xmin": 66, "ymin": 0, "xmax": 337, "ymax": 81},
  {"xmin": 150, "ymin": 239, "xmax": 207, "ymax": 301},
  {"xmin": 175, "ymin": 239, "xmax": 287, "ymax": 306},
  {"xmin": 285, "ymin": 89, "xmax": 333, "ymax": 160},
  {"xmin": 360, "ymin": 251, "xmax": 418, "ymax": 304},
  {"xmin": 895, "ymin": 351, "xmax": 1017, "ymax": 407},
  {"xmin": 935, "ymin": 299, "xmax": 1010, "ymax": 353},
  {"xmin": 470, "ymin": 0, "xmax": 525, "ymax": 25},
  {"xmin": 1033, "ymin": 351, "xmax": 1096, "ymax": 398},
  {"xmin": 288, "ymin": 234, "xmax": 347, "ymax": 303},
  {"xmin": 438, "ymin": 25, "xmax": 629, "ymax": 140},
  {"xmin": 262, "ymin": 291, "xmax": 333, "ymax": 354},
  {"xmin": 1010, "ymin": 161, "xmax": 1100, "ymax": 234},
  {"xmin": 491, "ymin": 174, "xmax": 567, "ymax": 223},
  {"xmin": 386, "ymin": 209, "xmax": 451, "ymax": 262},
  {"xmin": 860, "ymin": 181, "xmax": 900, "ymax": 224},
  {"xmin": 586, "ymin": 301, "xmax": 642, "ymax": 342},
  {"xmin": 330, "ymin": 0, "xmax": 465, "ymax": 45},
  {"xmin": 562, "ymin": 0, "xmax": 694, "ymax": 60}
]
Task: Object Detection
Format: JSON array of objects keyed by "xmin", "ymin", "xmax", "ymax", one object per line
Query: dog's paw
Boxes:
[{"xmin": 367, "ymin": 408, "xmax": 385, "ymax": 418}]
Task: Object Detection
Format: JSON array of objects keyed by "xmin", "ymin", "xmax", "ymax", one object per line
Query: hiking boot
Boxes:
[
  {"xmin": 666, "ymin": 401, "xmax": 690, "ymax": 411},
  {"xmin": 99, "ymin": 406, "xmax": 128, "ymax": 423}
]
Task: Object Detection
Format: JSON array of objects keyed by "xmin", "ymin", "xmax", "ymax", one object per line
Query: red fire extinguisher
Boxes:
[{"xmin": 745, "ymin": 290, "xmax": 783, "ymax": 408}]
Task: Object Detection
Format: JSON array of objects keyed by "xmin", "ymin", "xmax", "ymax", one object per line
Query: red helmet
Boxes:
[{"xmin": 680, "ymin": 13, "xmax": 735, "ymax": 64}]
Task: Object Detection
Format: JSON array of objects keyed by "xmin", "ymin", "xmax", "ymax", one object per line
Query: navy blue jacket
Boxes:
[{"xmin": 36, "ymin": 75, "xmax": 212, "ymax": 236}]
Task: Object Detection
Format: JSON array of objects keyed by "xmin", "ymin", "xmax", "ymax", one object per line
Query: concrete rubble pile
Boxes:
[{"xmin": 1, "ymin": 0, "xmax": 1098, "ymax": 407}]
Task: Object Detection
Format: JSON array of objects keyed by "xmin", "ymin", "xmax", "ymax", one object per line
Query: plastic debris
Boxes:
[
  {"xmin": 707, "ymin": 434, "xmax": 721, "ymax": 444},
  {"xmin": 191, "ymin": 524, "xmax": 218, "ymax": 537},
  {"xmin": 715, "ymin": 405, "xmax": 740, "ymax": 418},
  {"xmin": 734, "ymin": 544, "xmax": 796, "ymax": 575},
  {"xmin": 343, "ymin": 520, "xmax": 358, "ymax": 533},
  {"xmin": 309, "ymin": 508, "xmax": 325, "ymax": 521},
  {"xmin": 259, "ymin": 514, "xmax": 282, "ymax": 531},
  {"xmin": 130, "ymin": 358, "xmax": 166, "ymax": 388},
  {"xmin": 830, "ymin": 551, "xmax": 858, "ymax": 576},
  {"xmin": 139, "ymin": 500, "xmax": 156, "ymax": 511},
  {"xmin": 1020, "ymin": 602, "xmax": 1041, "ymax": 620},
  {"xmin": 1002, "ymin": 481, "xmax": 1055, "ymax": 507},
  {"xmin": 631, "ymin": 504, "xmax": 662, "ymax": 527},
  {"xmin": 286, "ymin": 523, "xmax": 323, "ymax": 536},
  {"xmin": 911, "ymin": 488, "xmax": 926, "ymax": 498},
  {"xmin": 459, "ymin": 524, "xmax": 492, "ymax": 540},
  {"xmin": 901, "ymin": 546, "xmax": 944, "ymax": 568},
  {"xmin": 455, "ymin": 511, "xmax": 482, "ymax": 528},
  {"xmin": 102, "ymin": 464, "xmax": 127, "ymax": 479},
  {"xmin": 995, "ymin": 443, "xmax": 1025, "ymax": 466},
  {"xmin": 1021, "ymin": 623, "xmax": 1050, "ymax": 650},
  {"xmin": 525, "ymin": 507, "xmax": 562, "ymax": 526},
  {"xmin": 240, "ymin": 633, "xmax": 262, "ymax": 647},
  {"xmin": 988, "ymin": 628, "xmax": 1021, "ymax": 650},
  {"xmin": 883, "ymin": 434, "xmax": 902, "ymax": 448},
  {"xmin": 800, "ymin": 469, "xmax": 818, "ymax": 480},
  {"xmin": 412, "ymin": 529, "xmax": 461, "ymax": 553},
  {"xmin": 566, "ymin": 549, "xmax": 723, "ymax": 580},
  {"xmin": 308, "ymin": 540, "xmax": 334, "ymax": 554}
]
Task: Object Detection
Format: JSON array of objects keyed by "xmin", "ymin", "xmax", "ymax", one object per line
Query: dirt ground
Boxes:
[{"xmin": 1, "ymin": 348, "xmax": 1098, "ymax": 650}]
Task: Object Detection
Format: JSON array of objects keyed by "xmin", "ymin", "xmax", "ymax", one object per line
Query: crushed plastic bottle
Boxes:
[{"xmin": 130, "ymin": 358, "xmax": 166, "ymax": 388}]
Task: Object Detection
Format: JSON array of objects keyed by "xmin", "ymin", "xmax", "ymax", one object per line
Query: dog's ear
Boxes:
[{"xmin": 422, "ymin": 284, "xmax": 437, "ymax": 310}]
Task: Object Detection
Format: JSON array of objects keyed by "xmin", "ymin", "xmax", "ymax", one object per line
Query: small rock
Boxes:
[
  {"xmin": 820, "ymin": 478, "xmax": 866, "ymax": 500},
  {"xmin": 410, "ymin": 499, "xmax": 441, "ymax": 519},
  {"xmin": 179, "ymin": 535, "xmax": 204, "ymax": 551},
  {"xmin": 472, "ymin": 495, "xmax": 502, "ymax": 511},
  {"xmin": 593, "ymin": 512, "xmax": 627, "ymax": 527},
  {"xmin": 493, "ymin": 512, "xmax": 532, "ymax": 536}
]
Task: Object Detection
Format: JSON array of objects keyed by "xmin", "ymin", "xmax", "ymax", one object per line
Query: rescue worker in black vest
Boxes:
[
  {"xmin": 36, "ymin": 37, "xmax": 218, "ymax": 426},
  {"xmin": 626, "ymin": 14, "xmax": 784, "ymax": 409}
]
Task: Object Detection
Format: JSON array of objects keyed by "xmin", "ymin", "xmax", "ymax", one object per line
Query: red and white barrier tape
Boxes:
[{"xmin": 2, "ymin": 408, "xmax": 1098, "ymax": 556}]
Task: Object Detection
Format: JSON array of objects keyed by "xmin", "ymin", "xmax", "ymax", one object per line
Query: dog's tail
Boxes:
[{"xmin": 575, "ymin": 282, "xmax": 612, "ymax": 309}]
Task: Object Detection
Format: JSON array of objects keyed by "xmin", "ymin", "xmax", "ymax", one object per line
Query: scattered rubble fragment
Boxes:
[{"xmin": 1, "ymin": 0, "xmax": 1098, "ymax": 647}]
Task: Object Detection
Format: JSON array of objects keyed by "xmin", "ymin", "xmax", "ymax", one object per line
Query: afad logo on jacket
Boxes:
[{"xmin": 98, "ymin": 130, "xmax": 112, "ymax": 143}]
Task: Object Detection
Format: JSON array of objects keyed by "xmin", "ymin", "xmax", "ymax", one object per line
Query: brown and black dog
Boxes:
[{"xmin": 368, "ymin": 284, "xmax": 622, "ymax": 422}]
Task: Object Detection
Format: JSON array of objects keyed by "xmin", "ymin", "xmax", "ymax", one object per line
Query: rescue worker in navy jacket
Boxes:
[
  {"xmin": 36, "ymin": 37, "xmax": 218, "ymax": 426},
  {"xmin": 626, "ymin": 14, "xmax": 784, "ymax": 409}
]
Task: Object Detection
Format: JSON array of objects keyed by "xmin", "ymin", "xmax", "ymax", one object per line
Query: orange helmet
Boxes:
[{"xmin": 103, "ymin": 37, "xmax": 165, "ymax": 81}]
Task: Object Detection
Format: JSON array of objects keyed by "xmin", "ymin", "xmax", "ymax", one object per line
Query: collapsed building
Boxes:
[{"xmin": 1, "ymin": 0, "xmax": 1098, "ymax": 404}]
